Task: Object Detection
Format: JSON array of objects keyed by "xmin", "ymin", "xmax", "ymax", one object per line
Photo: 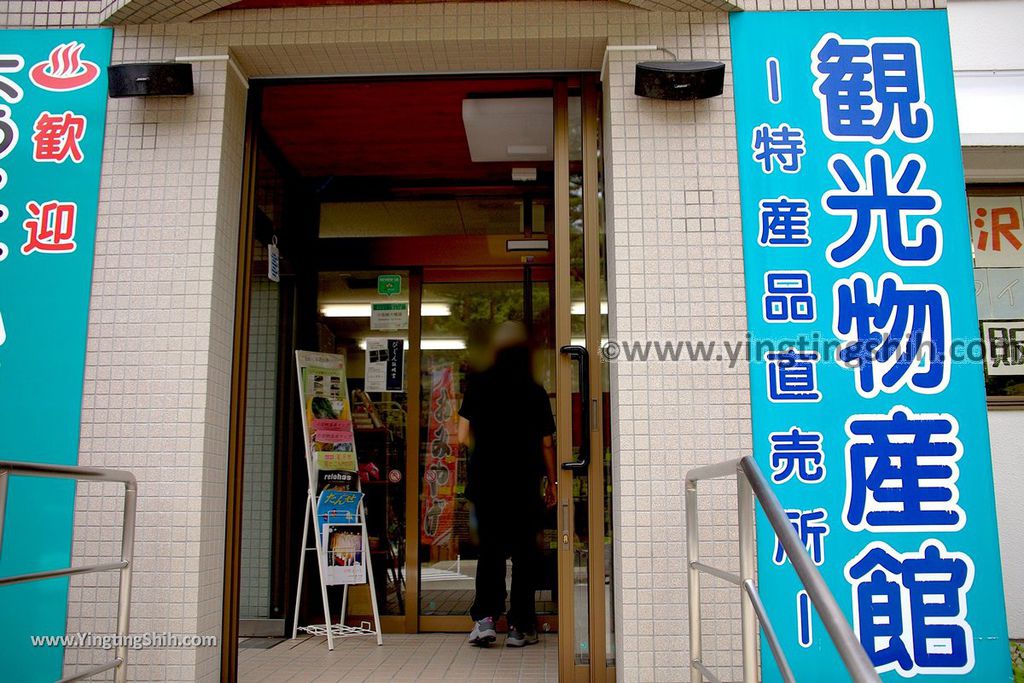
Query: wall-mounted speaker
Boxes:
[
  {"xmin": 108, "ymin": 63, "xmax": 194, "ymax": 98},
  {"xmin": 634, "ymin": 61, "xmax": 725, "ymax": 101}
]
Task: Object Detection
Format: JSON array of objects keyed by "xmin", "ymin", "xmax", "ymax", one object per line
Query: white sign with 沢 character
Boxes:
[{"xmin": 969, "ymin": 195, "xmax": 1024, "ymax": 268}]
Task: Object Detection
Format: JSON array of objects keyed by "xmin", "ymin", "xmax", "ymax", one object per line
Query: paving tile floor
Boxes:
[{"xmin": 238, "ymin": 632, "xmax": 558, "ymax": 682}]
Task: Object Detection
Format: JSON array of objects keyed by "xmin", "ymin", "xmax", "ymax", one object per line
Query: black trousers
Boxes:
[{"xmin": 469, "ymin": 503, "xmax": 542, "ymax": 630}]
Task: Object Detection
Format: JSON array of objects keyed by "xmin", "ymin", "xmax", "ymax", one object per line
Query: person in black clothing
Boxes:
[{"xmin": 458, "ymin": 321, "xmax": 557, "ymax": 648}]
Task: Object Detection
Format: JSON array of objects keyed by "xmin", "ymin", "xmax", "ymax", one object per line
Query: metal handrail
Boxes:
[
  {"xmin": 685, "ymin": 455, "xmax": 881, "ymax": 683},
  {"xmin": 0, "ymin": 460, "xmax": 137, "ymax": 683}
]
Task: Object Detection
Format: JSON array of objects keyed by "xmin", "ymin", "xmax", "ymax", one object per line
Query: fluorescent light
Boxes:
[
  {"xmin": 422, "ymin": 303, "xmax": 451, "ymax": 317},
  {"xmin": 506, "ymin": 239, "xmax": 549, "ymax": 252},
  {"xmin": 356, "ymin": 338, "xmax": 466, "ymax": 351},
  {"xmin": 421, "ymin": 339, "xmax": 466, "ymax": 350},
  {"xmin": 322, "ymin": 303, "xmax": 372, "ymax": 318},
  {"xmin": 358, "ymin": 339, "xmax": 408, "ymax": 350},
  {"xmin": 570, "ymin": 301, "xmax": 609, "ymax": 315},
  {"xmin": 570, "ymin": 338, "xmax": 609, "ymax": 347},
  {"xmin": 321, "ymin": 302, "xmax": 451, "ymax": 318}
]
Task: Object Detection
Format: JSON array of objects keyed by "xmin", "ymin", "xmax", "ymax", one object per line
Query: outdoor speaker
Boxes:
[
  {"xmin": 108, "ymin": 63, "xmax": 194, "ymax": 98},
  {"xmin": 634, "ymin": 61, "xmax": 725, "ymax": 100}
]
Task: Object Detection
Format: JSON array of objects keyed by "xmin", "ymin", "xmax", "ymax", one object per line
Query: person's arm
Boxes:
[
  {"xmin": 542, "ymin": 434, "xmax": 557, "ymax": 508},
  {"xmin": 457, "ymin": 415, "xmax": 472, "ymax": 448}
]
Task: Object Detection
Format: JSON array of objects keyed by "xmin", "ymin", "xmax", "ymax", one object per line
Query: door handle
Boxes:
[{"xmin": 560, "ymin": 344, "xmax": 590, "ymax": 472}]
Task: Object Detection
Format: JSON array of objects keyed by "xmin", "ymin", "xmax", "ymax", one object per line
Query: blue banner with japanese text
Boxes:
[
  {"xmin": 731, "ymin": 11, "xmax": 1010, "ymax": 681},
  {"xmin": 0, "ymin": 29, "xmax": 112, "ymax": 681}
]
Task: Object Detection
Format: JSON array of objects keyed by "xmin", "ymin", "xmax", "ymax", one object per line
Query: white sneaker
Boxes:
[
  {"xmin": 506, "ymin": 627, "xmax": 539, "ymax": 648},
  {"xmin": 469, "ymin": 617, "xmax": 497, "ymax": 646}
]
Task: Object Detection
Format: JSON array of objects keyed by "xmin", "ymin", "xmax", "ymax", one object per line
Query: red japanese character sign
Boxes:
[
  {"xmin": 22, "ymin": 200, "xmax": 78, "ymax": 254},
  {"xmin": 32, "ymin": 111, "xmax": 86, "ymax": 163}
]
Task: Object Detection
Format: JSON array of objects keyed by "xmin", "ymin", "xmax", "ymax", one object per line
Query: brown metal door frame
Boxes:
[
  {"xmin": 222, "ymin": 88, "xmax": 260, "ymax": 683},
  {"xmin": 552, "ymin": 78, "xmax": 581, "ymax": 683},
  {"xmin": 581, "ymin": 73, "xmax": 613, "ymax": 683},
  {"xmin": 555, "ymin": 70, "xmax": 612, "ymax": 683}
]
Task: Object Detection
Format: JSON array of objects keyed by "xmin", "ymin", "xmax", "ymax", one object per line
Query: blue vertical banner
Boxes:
[
  {"xmin": 0, "ymin": 29, "xmax": 112, "ymax": 681},
  {"xmin": 731, "ymin": 11, "xmax": 1011, "ymax": 682}
]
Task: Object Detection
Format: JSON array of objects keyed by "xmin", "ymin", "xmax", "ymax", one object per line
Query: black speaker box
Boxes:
[
  {"xmin": 108, "ymin": 63, "xmax": 194, "ymax": 98},
  {"xmin": 634, "ymin": 60, "xmax": 725, "ymax": 101}
]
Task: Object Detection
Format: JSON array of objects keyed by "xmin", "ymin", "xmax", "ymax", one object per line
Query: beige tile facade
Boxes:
[{"xmin": 0, "ymin": 1, "xmax": 944, "ymax": 681}]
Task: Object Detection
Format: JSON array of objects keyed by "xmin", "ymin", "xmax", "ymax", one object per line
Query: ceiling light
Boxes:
[
  {"xmin": 506, "ymin": 239, "xmax": 549, "ymax": 252},
  {"xmin": 421, "ymin": 339, "xmax": 466, "ymax": 350},
  {"xmin": 322, "ymin": 303, "xmax": 371, "ymax": 317},
  {"xmin": 462, "ymin": 97, "xmax": 554, "ymax": 162},
  {"xmin": 356, "ymin": 338, "xmax": 466, "ymax": 351},
  {"xmin": 570, "ymin": 301, "xmax": 609, "ymax": 315},
  {"xmin": 321, "ymin": 303, "xmax": 451, "ymax": 318}
]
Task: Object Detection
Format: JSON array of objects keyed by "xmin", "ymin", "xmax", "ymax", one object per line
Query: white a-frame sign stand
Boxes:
[{"xmin": 292, "ymin": 350, "xmax": 383, "ymax": 649}]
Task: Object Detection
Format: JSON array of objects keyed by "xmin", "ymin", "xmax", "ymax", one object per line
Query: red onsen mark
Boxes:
[{"xmin": 29, "ymin": 42, "xmax": 100, "ymax": 92}]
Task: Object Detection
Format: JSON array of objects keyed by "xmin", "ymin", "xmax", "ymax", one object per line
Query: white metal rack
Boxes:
[{"xmin": 291, "ymin": 350, "xmax": 383, "ymax": 649}]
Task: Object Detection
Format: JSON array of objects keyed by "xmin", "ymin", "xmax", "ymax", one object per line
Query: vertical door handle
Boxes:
[{"xmin": 560, "ymin": 344, "xmax": 590, "ymax": 472}]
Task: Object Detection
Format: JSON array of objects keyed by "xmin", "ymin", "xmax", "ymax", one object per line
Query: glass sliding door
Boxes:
[
  {"xmin": 555, "ymin": 74, "xmax": 615, "ymax": 682},
  {"xmin": 416, "ymin": 270, "xmax": 558, "ymax": 631}
]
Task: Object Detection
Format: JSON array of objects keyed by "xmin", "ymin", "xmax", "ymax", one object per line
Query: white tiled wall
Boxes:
[{"xmin": 0, "ymin": 2, "xmax": 944, "ymax": 681}]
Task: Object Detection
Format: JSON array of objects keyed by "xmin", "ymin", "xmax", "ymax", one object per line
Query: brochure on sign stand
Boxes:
[{"xmin": 291, "ymin": 350, "xmax": 382, "ymax": 649}]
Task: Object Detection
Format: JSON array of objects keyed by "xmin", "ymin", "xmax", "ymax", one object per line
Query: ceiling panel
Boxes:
[{"xmin": 259, "ymin": 77, "xmax": 556, "ymax": 184}]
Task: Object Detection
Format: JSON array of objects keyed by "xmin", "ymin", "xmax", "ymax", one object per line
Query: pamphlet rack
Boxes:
[{"xmin": 291, "ymin": 350, "xmax": 383, "ymax": 650}]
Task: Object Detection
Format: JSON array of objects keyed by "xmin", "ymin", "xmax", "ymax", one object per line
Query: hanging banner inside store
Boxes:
[
  {"xmin": 731, "ymin": 11, "xmax": 1009, "ymax": 681},
  {"xmin": 0, "ymin": 28, "xmax": 112, "ymax": 683},
  {"xmin": 420, "ymin": 365, "xmax": 458, "ymax": 546}
]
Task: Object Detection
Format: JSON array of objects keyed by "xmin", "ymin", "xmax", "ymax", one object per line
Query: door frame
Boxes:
[
  {"xmin": 554, "ymin": 74, "xmax": 612, "ymax": 683},
  {"xmin": 222, "ymin": 72, "xmax": 613, "ymax": 682}
]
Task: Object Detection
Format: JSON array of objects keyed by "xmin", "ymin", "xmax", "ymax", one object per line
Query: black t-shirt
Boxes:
[{"xmin": 458, "ymin": 368, "xmax": 555, "ymax": 507}]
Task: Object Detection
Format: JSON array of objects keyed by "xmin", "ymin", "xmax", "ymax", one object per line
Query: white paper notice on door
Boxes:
[
  {"xmin": 364, "ymin": 337, "xmax": 405, "ymax": 392},
  {"xmin": 370, "ymin": 302, "xmax": 408, "ymax": 330}
]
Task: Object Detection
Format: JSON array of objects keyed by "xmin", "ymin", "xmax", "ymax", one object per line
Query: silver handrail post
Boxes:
[
  {"xmin": 685, "ymin": 477, "xmax": 702, "ymax": 683},
  {"xmin": 736, "ymin": 467, "xmax": 757, "ymax": 683},
  {"xmin": 739, "ymin": 458, "xmax": 881, "ymax": 682},
  {"xmin": 685, "ymin": 455, "xmax": 881, "ymax": 683},
  {"xmin": 114, "ymin": 477, "xmax": 137, "ymax": 683},
  {"xmin": 0, "ymin": 460, "xmax": 137, "ymax": 683}
]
